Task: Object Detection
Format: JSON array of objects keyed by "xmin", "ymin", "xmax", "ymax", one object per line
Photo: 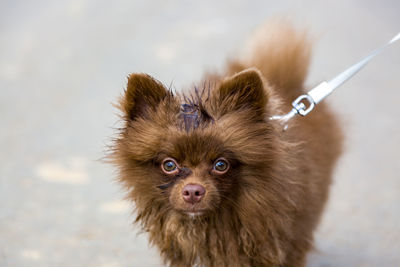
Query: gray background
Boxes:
[{"xmin": 1, "ymin": 0, "xmax": 399, "ymax": 266}]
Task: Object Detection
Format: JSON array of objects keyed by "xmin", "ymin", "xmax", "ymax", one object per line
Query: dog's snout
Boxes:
[{"xmin": 182, "ymin": 184, "xmax": 205, "ymax": 204}]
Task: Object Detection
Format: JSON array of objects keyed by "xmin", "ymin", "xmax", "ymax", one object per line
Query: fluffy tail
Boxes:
[{"xmin": 243, "ymin": 21, "xmax": 311, "ymax": 100}]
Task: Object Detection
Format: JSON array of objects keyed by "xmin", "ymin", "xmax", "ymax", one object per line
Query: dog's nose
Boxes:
[{"xmin": 182, "ymin": 184, "xmax": 206, "ymax": 204}]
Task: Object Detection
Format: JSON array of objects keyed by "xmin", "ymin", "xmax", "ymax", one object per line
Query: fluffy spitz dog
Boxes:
[{"xmin": 111, "ymin": 22, "xmax": 342, "ymax": 266}]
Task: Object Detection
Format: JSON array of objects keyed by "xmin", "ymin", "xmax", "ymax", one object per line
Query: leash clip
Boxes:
[
  {"xmin": 292, "ymin": 94, "xmax": 315, "ymax": 116},
  {"xmin": 269, "ymin": 94, "xmax": 315, "ymax": 131}
]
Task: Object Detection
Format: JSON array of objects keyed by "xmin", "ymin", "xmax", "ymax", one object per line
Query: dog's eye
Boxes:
[
  {"xmin": 213, "ymin": 158, "xmax": 229, "ymax": 174},
  {"xmin": 161, "ymin": 158, "xmax": 179, "ymax": 174}
]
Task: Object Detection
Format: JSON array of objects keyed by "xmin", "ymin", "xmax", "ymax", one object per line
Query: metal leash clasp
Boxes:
[
  {"xmin": 292, "ymin": 94, "xmax": 315, "ymax": 116},
  {"xmin": 270, "ymin": 94, "xmax": 315, "ymax": 131}
]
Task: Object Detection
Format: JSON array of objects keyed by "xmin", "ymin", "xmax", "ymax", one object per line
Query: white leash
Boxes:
[{"xmin": 270, "ymin": 32, "xmax": 400, "ymax": 131}]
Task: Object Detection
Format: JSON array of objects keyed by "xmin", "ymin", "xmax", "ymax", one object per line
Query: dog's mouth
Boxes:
[
  {"xmin": 178, "ymin": 207, "xmax": 207, "ymax": 217},
  {"xmin": 185, "ymin": 211, "xmax": 205, "ymax": 218}
]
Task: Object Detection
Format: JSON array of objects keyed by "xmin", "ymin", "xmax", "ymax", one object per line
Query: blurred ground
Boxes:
[{"xmin": 1, "ymin": 0, "xmax": 399, "ymax": 266}]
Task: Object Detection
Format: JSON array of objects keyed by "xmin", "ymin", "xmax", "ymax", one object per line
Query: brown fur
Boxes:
[{"xmin": 110, "ymin": 22, "xmax": 342, "ymax": 266}]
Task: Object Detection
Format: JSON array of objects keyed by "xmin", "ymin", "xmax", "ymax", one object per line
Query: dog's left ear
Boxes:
[
  {"xmin": 121, "ymin": 73, "xmax": 168, "ymax": 121},
  {"xmin": 217, "ymin": 68, "xmax": 268, "ymax": 117}
]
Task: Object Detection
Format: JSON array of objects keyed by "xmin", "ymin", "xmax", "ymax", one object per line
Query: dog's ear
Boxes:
[
  {"xmin": 121, "ymin": 73, "xmax": 168, "ymax": 120},
  {"xmin": 217, "ymin": 68, "xmax": 268, "ymax": 117}
]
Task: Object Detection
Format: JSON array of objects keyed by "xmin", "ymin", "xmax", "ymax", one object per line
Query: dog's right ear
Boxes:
[
  {"xmin": 216, "ymin": 68, "xmax": 268, "ymax": 118},
  {"xmin": 121, "ymin": 73, "xmax": 168, "ymax": 120}
]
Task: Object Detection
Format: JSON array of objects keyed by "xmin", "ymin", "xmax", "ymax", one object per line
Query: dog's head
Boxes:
[{"xmin": 113, "ymin": 69, "xmax": 277, "ymax": 219}]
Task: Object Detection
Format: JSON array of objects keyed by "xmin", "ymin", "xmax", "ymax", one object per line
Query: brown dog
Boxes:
[{"xmin": 111, "ymin": 22, "xmax": 342, "ymax": 266}]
